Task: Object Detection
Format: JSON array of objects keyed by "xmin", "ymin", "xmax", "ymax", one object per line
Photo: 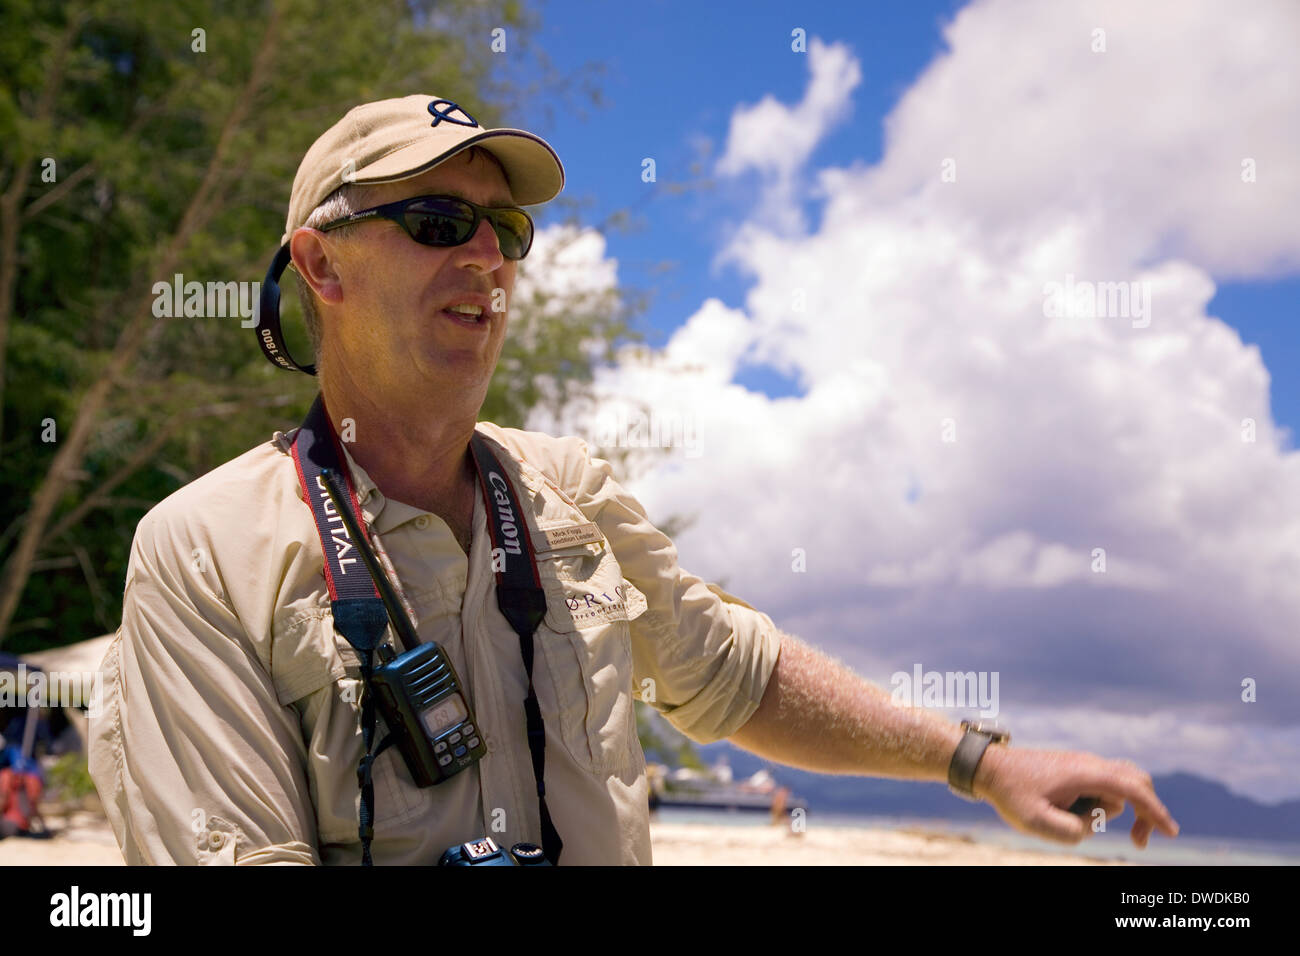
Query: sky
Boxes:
[{"xmin": 502, "ymin": 0, "xmax": 1300, "ymax": 803}]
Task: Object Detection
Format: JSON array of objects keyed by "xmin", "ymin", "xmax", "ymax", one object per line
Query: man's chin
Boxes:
[{"xmin": 406, "ymin": 359, "xmax": 491, "ymax": 398}]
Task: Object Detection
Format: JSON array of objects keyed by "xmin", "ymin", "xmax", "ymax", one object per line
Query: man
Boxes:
[{"xmin": 88, "ymin": 94, "xmax": 1179, "ymax": 865}]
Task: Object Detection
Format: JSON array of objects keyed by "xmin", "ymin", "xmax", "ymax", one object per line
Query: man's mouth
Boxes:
[{"xmin": 440, "ymin": 303, "xmax": 488, "ymax": 326}]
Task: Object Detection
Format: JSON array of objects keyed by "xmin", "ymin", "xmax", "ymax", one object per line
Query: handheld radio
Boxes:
[{"xmin": 370, "ymin": 641, "xmax": 487, "ymax": 787}]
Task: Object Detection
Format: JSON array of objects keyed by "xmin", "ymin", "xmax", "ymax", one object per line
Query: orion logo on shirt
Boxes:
[{"xmin": 565, "ymin": 583, "xmax": 631, "ymax": 613}]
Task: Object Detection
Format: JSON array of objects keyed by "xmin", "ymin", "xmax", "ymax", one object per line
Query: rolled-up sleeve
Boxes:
[
  {"xmin": 560, "ymin": 439, "xmax": 783, "ymax": 744},
  {"xmin": 88, "ymin": 512, "xmax": 320, "ymax": 865}
]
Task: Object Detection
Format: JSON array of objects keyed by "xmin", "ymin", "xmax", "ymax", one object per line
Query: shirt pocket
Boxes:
[
  {"xmin": 533, "ymin": 539, "xmax": 645, "ymax": 775},
  {"xmin": 271, "ymin": 608, "xmax": 425, "ymax": 836}
]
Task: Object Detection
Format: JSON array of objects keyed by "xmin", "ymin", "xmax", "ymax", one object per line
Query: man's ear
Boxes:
[{"xmin": 289, "ymin": 228, "xmax": 345, "ymax": 305}]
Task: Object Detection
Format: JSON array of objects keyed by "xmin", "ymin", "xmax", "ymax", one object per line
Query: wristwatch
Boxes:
[{"xmin": 947, "ymin": 719, "xmax": 1010, "ymax": 802}]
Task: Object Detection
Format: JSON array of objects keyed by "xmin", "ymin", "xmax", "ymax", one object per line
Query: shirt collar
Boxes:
[
  {"xmin": 337, "ymin": 439, "xmax": 443, "ymax": 537},
  {"xmin": 280, "ymin": 420, "xmax": 545, "ymax": 539}
]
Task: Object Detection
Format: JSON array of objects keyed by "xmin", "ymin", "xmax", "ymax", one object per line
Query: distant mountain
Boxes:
[{"xmin": 691, "ymin": 741, "xmax": 1300, "ymax": 841}]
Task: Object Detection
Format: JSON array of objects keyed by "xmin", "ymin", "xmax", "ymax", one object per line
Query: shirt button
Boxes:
[
  {"xmin": 208, "ymin": 832, "xmax": 224, "ymax": 849},
  {"xmin": 415, "ymin": 515, "xmax": 431, "ymax": 530}
]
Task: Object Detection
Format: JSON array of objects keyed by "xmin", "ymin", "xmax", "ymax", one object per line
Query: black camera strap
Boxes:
[
  {"xmin": 466, "ymin": 421, "xmax": 564, "ymax": 867},
  {"xmin": 290, "ymin": 394, "xmax": 562, "ymax": 865}
]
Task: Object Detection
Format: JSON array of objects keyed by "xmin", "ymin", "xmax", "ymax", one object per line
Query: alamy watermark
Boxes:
[
  {"xmin": 1042, "ymin": 274, "xmax": 1151, "ymax": 328},
  {"xmin": 890, "ymin": 663, "xmax": 999, "ymax": 718},
  {"xmin": 50, "ymin": 886, "xmax": 150, "ymax": 936},
  {"xmin": 152, "ymin": 273, "xmax": 260, "ymax": 326},
  {"xmin": 0, "ymin": 665, "xmax": 104, "ymax": 719},
  {"xmin": 590, "ymin": 406, "xmax": 701, "ymax": 458}
]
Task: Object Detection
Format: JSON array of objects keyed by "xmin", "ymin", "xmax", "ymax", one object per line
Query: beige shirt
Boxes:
[{"xmin": 87, "ymin": 417, "xmax": 783, "ymax": 865}]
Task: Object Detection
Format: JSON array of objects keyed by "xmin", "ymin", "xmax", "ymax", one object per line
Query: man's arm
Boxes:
[
  {"xmin": 88, "ymin": 516, "xmax": 321, "ymax": 865},
  {"xmin": 729, "ymin": 632, "xmax": 1180, "ymax": 849}
]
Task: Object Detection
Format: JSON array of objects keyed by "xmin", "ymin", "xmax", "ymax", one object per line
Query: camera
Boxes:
[{"xmin": 439, "ymin": 838, "xmax": 551, "ymax": 866}]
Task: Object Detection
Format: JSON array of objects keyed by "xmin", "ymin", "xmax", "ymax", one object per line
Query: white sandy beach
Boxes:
[
  {"xmin": 0, "ymin": 811, "xmax": 1125, "ymax": 866},
  {"xmin": 649, "ymin": 821, "xmax": 1127, "ymax": 865}
]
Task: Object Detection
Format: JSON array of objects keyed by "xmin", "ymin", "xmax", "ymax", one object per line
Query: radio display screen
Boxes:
[{"xmin": 420, "ymin": 693, "xmax": 469, "ymax": 739}]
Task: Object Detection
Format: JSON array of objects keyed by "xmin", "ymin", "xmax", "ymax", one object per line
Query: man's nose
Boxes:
[{"xmin": 455, "ymin": 218, "xmax": 505, "ymax": 270}]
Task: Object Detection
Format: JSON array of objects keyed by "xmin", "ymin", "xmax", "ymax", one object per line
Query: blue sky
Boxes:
[
  {"xmin": 1210, "ymin": 275, "xmax": 1300, "ymax": 447},
  {"xmin": 526, "ymin": 0, "xmax": 1299, "ymax": 433},
  {"xmin": 500, "ymin": 0, "xmax": 1300, "ymax": 804}
]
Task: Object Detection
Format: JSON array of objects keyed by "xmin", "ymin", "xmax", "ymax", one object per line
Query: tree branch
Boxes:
[{"xmin": 42, "ymin": 392, "xmax": 296, "ymax": 546}]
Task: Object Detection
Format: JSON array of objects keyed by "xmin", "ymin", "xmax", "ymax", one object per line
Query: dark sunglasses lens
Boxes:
[
  {"xmin": 404, "ymin": 198, "xmax": 475, "ymax": 246},
  {"xmin": 402, "ymin": 198, "xmax": 531, "ymax": 260},
  {"xmin": 488, "ymin": 210, "xmax": 532, "ymax": 260}
]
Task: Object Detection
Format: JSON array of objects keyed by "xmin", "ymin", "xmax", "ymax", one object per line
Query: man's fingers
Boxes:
[
  {"xmin": 1131, "ymin": 816, "xmax": 1155, "ymax": 849},
  {"xmin": 1034, "ymin": 801, "xmax": 1091, "ymax": 845},
  {"xmin": 1097, "ymin": 796, "xmax": 1125, "ymax": 821},
  {"xmin": 1084, "ymin": 761, "xmax": 1179, "ymax": 839},
  {"xmin": 1064, "ymin": 794, "xmax": 1124, "ymax": 831}
]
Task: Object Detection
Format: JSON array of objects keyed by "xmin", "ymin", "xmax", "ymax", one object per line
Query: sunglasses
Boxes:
[{"xmin": 318, "ymin": 194, "xmax": 535, "ymax": 260}]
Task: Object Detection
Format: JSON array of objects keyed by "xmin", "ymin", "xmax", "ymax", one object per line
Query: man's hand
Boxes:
[
  {"xmin": 730, "ymin": 633, "xmax": 1182, "ymax": 852},
  {"xmin": 973, "ymin": 745, "xmax": 1180, "ymax": 848}
]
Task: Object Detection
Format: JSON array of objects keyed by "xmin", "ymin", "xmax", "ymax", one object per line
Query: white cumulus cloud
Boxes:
[{"xmin": 527, "ymin": 0, "xmax": 1300, "ymax": 802}]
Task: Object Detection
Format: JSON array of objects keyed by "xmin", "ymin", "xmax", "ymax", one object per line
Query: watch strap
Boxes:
[{"xmin": 948, "ymin": 728, "xmax": 995, "ymax": 800}]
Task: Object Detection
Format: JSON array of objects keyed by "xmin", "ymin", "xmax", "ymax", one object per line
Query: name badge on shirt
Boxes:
[{"xmin": 537, "ymin": 520, "xmax": 605, "ymax": 553}]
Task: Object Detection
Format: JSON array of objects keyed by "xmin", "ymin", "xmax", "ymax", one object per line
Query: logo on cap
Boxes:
[{"xmin": 428, "ymin": 99, "xmax": 479, "ymax": 128}]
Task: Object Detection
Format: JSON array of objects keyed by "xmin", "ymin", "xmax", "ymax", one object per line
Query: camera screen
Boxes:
[{"xmin": 419, "ymin": 693, "xmax": 468, "ymax": 740}]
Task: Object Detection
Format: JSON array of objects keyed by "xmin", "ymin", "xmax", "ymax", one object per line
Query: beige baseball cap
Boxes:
[{"xmin": 279, "ymin": 94, "xmax": 565, "ymax": 247}]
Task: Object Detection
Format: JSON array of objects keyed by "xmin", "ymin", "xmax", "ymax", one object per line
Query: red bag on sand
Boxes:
[{"xmin": 0, "ymin": 766, "xmax": 43, "ymax": 833}]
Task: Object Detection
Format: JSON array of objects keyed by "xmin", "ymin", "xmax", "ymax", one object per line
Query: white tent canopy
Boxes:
[{"xmin": 22, "ymin": 633, "xmax": 115, "ymax": 674}]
